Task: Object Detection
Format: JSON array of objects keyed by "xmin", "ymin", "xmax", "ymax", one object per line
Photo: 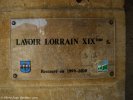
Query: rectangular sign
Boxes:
[{"xmin": 11, "ymin": 18, "xmax": 115, "ymax": 80}]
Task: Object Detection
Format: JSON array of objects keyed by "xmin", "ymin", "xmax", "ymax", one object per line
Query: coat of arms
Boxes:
[{"xmin": 20, "ymin": 60, "xmax": 31, "ymax": 73}]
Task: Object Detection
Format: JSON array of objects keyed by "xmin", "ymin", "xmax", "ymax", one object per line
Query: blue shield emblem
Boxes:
[{"xmin": 20, "ymin": 61, "xmax": 31, "ymax": 73}]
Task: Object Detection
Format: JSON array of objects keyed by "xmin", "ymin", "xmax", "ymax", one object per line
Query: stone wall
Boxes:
[{"xmin": 0, "ymin": 0, "xmax": 125, "ymax": 100}]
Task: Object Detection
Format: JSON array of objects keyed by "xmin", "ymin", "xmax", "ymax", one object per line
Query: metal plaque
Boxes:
[{"xmin": 11, "ymin": 18, "xmax": 115, "ymax": 80}]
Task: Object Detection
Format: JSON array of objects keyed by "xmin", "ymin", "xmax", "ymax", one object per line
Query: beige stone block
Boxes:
[{"xmin": 0, "ymin": 0, "xmax": 124, "ymax": 11}]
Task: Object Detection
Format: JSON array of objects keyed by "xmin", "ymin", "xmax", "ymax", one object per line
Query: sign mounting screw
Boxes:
[
  {"xmin": 109, "ymin": 71, "xmax": 114, "ymax": 77},
  {"xmin": 13, "ymin": 73, "xmax": 17, "ymax": 78},
  {"xmin": 12, "ymin": 21, "xmax": 16, "ymax": 25},
  {"xmin": 109, "ymin": 20, "xmax": 114, "ymax": 25}
]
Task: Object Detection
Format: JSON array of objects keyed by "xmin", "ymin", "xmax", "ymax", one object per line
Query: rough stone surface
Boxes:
[
  {"xmin": 0, "ymin": 0, "xmax": 125, "ymax": 100},
  {"xmin": 0, "ymin": 0, "xmax": 124, "ymax": 11}
]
